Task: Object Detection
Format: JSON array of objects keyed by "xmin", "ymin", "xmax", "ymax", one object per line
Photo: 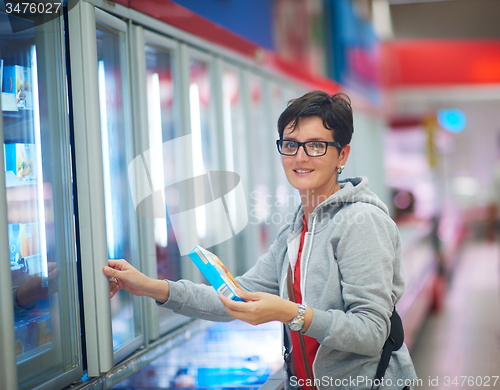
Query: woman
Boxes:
[{"xmin": 104, "ymin": 91, "xmax": 417, "ymax": 390}]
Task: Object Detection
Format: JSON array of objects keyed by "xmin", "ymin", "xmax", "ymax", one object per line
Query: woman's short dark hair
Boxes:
[{"xmin": 277, "ymin": 90, "xmax": 354, "ymax": 147}]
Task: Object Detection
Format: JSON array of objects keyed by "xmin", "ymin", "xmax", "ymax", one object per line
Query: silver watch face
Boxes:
[
  {"xmin": 288, "ymin": 303, "xmax": 306, "ymax": 332},
  {"xmin": 288, "ymin": 317, "xmax": 305, "ymax": 332}
]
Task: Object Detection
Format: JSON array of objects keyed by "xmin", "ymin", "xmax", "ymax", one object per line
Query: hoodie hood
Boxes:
[
  {"xmin": 332, "ymin": 176, "xmax": 389, "ymax": 215},
  {"xmin": 292, "ymin": 176, "xmax": 389, "ymax": 234}
]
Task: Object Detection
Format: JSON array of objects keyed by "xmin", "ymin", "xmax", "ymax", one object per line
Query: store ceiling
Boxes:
[
  {"xmin": 388, "ymin": 0, "xmax": 457, "ymax": 4},
  {"xmin": 388, "ymin": 0, "xmax": 500, "ymax": 39},
  {"xmin": 368, "ymin": 0, "xmax": 500, "ymax": 114}
]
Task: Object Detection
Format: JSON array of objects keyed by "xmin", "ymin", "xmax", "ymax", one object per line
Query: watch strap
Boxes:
[
  {"xmin": 288, "ymin": 303, "xmax": 306, "ymax": 328},
  {"xmin": 296, "ymin": 303, "xmax": 306, "ymax": 317}
]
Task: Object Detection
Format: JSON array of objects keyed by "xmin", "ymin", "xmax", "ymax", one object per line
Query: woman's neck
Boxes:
[{"xmin": 300, "ymin": 183, "xmax": 341, "ymax": 219}]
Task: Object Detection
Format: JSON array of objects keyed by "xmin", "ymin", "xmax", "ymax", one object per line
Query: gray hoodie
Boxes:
[{"xmin": 159, "ymin": 176, "xmax": 418, "ymax": 389}]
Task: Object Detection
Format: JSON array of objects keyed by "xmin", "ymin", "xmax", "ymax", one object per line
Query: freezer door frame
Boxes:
[
  {"xmin": 1, "ymin": 5, "xmax": 84, "ymax": 389},
  {"xmin": 94, "ymin": 5, "xmax": 145, "ymax": 365},
  {"xmin": 68, "ymin": 0, "xmax": 114, "ymax": 376},
  {"xmin": 0, "ymin": 104, "xmax": 18, "ymax": 390}
]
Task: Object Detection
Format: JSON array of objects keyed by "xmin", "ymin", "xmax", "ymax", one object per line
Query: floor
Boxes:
[
  {"xmin": 410, "ymin": 240, "xmax": 500, "ymax": 389},
  {"xmin": 111, "ymin": 239, "xmax": 500, "ymax": 389}
]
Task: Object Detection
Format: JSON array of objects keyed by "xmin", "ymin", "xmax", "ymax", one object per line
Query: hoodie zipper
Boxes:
[
  {"xmin": 300, "ymin": 214, "xmax": 317, "ymax": 307},
  {"xmin": 299, "ymin": 214, "xmax": 319, "ymax": 385}
]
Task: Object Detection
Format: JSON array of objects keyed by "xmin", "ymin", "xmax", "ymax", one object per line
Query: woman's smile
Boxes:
[{"xmin": 293, "ymin": 168, "xmax": 314, "ymax": 175}]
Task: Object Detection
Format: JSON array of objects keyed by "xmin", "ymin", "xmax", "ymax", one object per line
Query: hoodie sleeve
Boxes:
[
  {"xmin": 236, "ymin": 224, "xmax": 290, "ymax": 294},
  {"xmin": 157, "ymin": 279, "xmax": 233, "ymax": 321},
  {"xmin": 157, "ymin": 224, "xmax": 290, "ymax": 321},
  {"xmin": 304, "ymin": 204, "xmax": 401, "ymax": 356}
]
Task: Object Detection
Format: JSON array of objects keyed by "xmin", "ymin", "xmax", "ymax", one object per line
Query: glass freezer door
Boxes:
[
  {"xmin": 245, "ymin": 74, "xmax": 273, "ymax": 257},
  {"xmin": 0, "ymin": 5, "xmax": 82, "ymax": 390},
  {"xmin": 142, "ymin": 33, "xmax": 188, "ymax": 335},
  {"xmin": 68, "ymin": 3, "xmax": 143, "ymax": 374},
  {"xmin": 95, "ymin": 13, "xmax": 143, "ymax": 361},
  {"xmin": 220, "ymin": 64, "xmax": 258, "ymax": 274},
  {"xmin": 187, "ymin": 50, "xmax": 235, "ymax": 272}
]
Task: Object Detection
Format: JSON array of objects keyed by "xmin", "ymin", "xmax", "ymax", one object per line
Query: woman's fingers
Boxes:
[
  {"xmin": 218, "ymin": 293, "xmax": 268, "ymax": 325},
  {"xmin": 103, "ymin": 265, "xmax": 116, "ymax": 277},
  {"xmin": 109, "ymin": 278, "xmax": 121, "ymax": 298},
  {"xmin": 234, "ymin": 288, "xmax": 262, "ymax": 302},
  {"xmin": 219, "ymin": 295, "xmax": 248, "ymax": 312},
  {"xmin": 104, "ymin": 259, "xmax": 130, "ymax": 297},
  {"xmin": 219, "ymin": 290, "xmax": 298, "ymax": 325},
  {"xmin": 106, "ymin": 258, "xmax": 130, "ymax": 271},
  {"xmin": 104, "ymin": 259, "xmax": 155, "ymax": 298},
  {"xmin": 48, "ymin": 267, "xmax": 59, "ymax": 280},
  {"xmin": 104, "ymin": 259, "xmax": 131, "ymax": 280}
]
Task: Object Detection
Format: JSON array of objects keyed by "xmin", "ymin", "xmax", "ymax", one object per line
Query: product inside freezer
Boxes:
[
  {"xmin": 14, "ymin": 314, "xmax": 51, "ymax": 362},
  {"xmin": 10, "ymin": 220, "xmax": 53, "ymax": 363},
  {"xmin": 2, "ymin": 64, "xmax": 32, "ymax": 110},
  {"xmin": 2, "ymin": 91, "xmax": 18, "ymax": 111},
  {"xmin": 4, "ymin": 143, "xmax": 37, "ymax": 185},
  {"xmin": 8, "ymin": 222, "xmax": 40, "ymax": 270}
]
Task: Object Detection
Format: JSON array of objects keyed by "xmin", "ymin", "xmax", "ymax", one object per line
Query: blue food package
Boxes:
[
  {"xmin": 3, "ymin": 65, "xmax": 31, "ymax": 109},
  {"xmin": 188, "ymin": 246, "xmax": 245, "ymax": 301}
]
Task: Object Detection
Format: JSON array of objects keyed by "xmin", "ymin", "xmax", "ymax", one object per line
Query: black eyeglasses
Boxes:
[{"xmin": 276, "ymin": 140, "xmax": 342, "ymax": 157}]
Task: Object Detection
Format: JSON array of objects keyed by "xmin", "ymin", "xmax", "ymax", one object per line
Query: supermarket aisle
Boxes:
[{"xmin": 410, "ymin": 240, "xmax": 500, "ymax": 390}]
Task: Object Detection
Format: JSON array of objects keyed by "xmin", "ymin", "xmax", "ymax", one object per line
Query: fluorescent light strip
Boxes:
[
  {"xmin": 98, "ymin": 61, "xmax": 115, "ymax": 257},
  {"xmin": 223, "ymin": 79, "xmax": 234, "ymax": 173},
  {"xmin": 148, "ymin": 72, "xmax": 167, "ymax": 247},
  {"xmin": 189, "ymin": 82, "xmax": 206, "ymax": 239},
  {"xmin": 31, "ymin": 46, "xmax": 48, "ymax": 281},
  {"xmin": 222, "ymin": 82, "xmax": 238, "ymax": 225}
]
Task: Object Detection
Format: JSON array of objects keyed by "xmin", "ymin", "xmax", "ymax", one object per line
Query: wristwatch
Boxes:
[{"xmin": 287, "ymin": 303, "xmax": 306, "ymax": 332}]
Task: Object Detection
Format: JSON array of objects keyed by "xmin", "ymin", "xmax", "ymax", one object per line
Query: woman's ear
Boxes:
[{"xmin": 339, "ymin": 144, "xmax": 351, "ymax": 166}]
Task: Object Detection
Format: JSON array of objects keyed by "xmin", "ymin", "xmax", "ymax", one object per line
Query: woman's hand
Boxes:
[
  {"xmin": 218, "ymin": 288, "xmax": 304, "ymax": 326},
  {"xmin": 103, "ymin": 259, "xmax": 170, "ymax": 303}
]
